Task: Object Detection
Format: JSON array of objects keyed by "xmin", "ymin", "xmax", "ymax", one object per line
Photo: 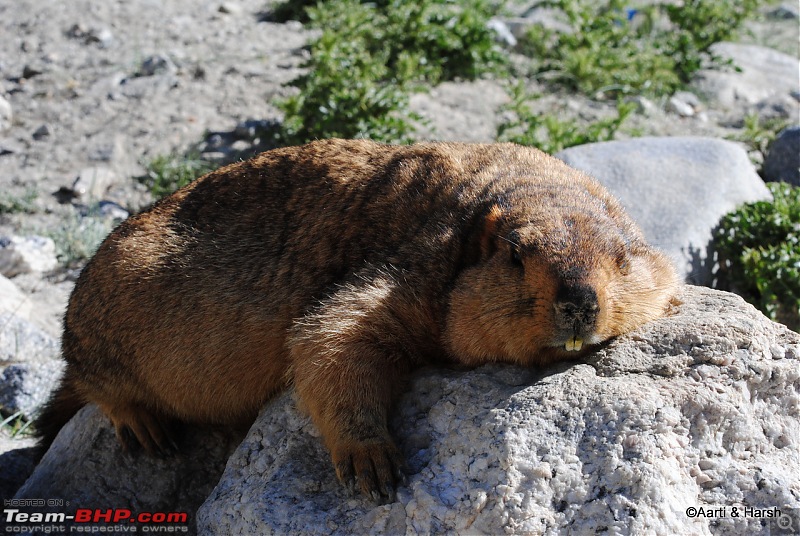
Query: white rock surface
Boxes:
[
  {"xmin": 198, "ymin": 286, "xmax": 799, "ymax": 535},
  {"xmin": 0, "ymin": 274, "xmax": 34, "ymax": 321},
  {"xmin": 0, "ymin": 95, "xmax": 12, "ymax": 132},
  {"xmin": 0, "ymin": 235, "xmax": 58, "ymax": 278},
  {"xmin": 71, "ymin": 166, "xmax": 120, "ymax": 201},
  {"xmin": 692, "ymin": 42, "xmax": 800, "ymax": 111},
  {"xmin": 0, "ymin": 259, "xmax": 64, "ymax": 421},
  {"xmin": 556, "ymin": 137, "xmax": 771, "ymax": 285},
  {"xmin": 0, "ymin": 312, "xmax": 62, "ymax": 417}
]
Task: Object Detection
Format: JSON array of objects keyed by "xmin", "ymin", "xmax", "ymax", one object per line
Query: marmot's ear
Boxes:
[
  {"xmin": 461, "ymin": 203, "xmax": 505, "ymax": 268},
  {"xmin": 479, "ymin": 204, "xmax": 504, "ymax": 259}
]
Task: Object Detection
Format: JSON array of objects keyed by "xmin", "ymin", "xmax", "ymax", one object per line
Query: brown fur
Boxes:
[{"xmin": 36, "ymin": 139, "xmax": 679, "ymax": 502}]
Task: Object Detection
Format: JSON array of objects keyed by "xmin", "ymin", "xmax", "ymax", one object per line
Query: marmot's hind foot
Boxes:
[{"xmin": 102, "ymin": 403, "xmax": 179, "ymax": 456}]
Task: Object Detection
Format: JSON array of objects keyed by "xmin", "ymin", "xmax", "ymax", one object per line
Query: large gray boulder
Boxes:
[
  {"xmin": 198, "ymin": 286, "xmax": 798, "ymax": 535},
  {"xmin": 763, "ymin": 126, "xmax": 800, "ymax": 186},
  {"xmin": 556, "ymin": 137, "xmax": 770, "ymax": 285},
  {"xmin": 13, "ymin": 288, "xmax": 799, "ymax": 535},
  {"xmin": 14, "ymin": 405, "xmax": 244, "ymax": 533},
  {"xmin": 0, "ymin": 433, "xmax": 36, "ymax": 501}
]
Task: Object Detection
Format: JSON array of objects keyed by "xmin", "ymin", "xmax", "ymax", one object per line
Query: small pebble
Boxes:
[{"xmin": 32, "ymin": 124, "xmax": 51, "ymax": 140}]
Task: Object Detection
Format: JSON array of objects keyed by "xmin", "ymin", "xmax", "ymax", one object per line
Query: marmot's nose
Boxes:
[{"xmin": 553, "ymin": 284, "xmax": 599, "ymax": 329}]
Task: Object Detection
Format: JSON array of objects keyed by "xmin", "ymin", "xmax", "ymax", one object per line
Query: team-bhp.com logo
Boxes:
[{"xmin": 4, "ymin": 505, "xmax": 189, "ymax": 533}]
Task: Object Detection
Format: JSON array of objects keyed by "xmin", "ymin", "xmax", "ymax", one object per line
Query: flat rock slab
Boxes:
[
  {"xmin": 198, "ymin": 286, "xmax": 799, "ymax": 535},
  {"xmin": 556, "ymin": 136, "xmax": 771, "ymax": 285}
]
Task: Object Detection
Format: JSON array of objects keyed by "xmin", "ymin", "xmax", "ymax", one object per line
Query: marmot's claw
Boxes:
[
  {"xmin": 395, "ymin": 464, "xmax": 408, "ymax": 487},
  {"xmin": 117, "ymin": 425, "xmax": 139, "ymax": 453},
  {"xmin": 333, "ymin": 439, "xmax": 404, "ymax": 504},
  {"xmin": 335, "ymin": 456, "xmax": 357, "ymax": 496},
  {"xmin": 108, "ymin": 406, "xmax": 179, "ymax": 458}
]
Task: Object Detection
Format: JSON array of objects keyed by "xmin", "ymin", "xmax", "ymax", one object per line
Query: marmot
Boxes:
[{"xmin": 36, "ymin": 139, "xmax": 679, "ymax": 503}]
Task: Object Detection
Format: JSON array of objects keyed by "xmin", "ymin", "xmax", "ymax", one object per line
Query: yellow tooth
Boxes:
[{"xmin": 565, "ymin": 337, "xmax": 584, "ymax": 352}]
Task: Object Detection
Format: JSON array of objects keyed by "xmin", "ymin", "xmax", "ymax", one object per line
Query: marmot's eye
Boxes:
[{"xmin": 510, "ymin": 245, "xmax": 523, "ymax": 266}]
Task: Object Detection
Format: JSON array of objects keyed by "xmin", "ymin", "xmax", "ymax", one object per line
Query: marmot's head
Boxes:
[{"xmin": 444, "ymin": 169, "xmax": 679, "ymax": 366}]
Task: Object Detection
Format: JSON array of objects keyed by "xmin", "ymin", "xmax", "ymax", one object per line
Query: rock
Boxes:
[
  {"xmin": 13, "ymin": 288, "xmax": 799, "ymax": 533},
  {"xmin": 32, "ymin": 124, "xmax": 51, "ymax": 140},
  {"xmin": 754, "ymin": 93, "xmax": 800, "ymax": 122},
  {"xmin": 0, "ymin": 434, "xmax": 37, "ymax": 500},
  {"xmin": 666, "ymin": 95, "xmax": 695, "ymax": 117},
  {"xmin": 556, "ymin": 137, "xmax": 770, "ymax": 285},
  {"xmin": 21, "ymin": 65, "xmax": 43, "ymax": 79},
  {"xmin": 0, "ymin": 312, "xmax": 62, "ymax": 417},
  {"xmin": 66, "ymin": 23, "xmax": 114, "ymax": 47},
  {"xmin": 487, "ymin": 18, "xmax": 517, "ymax": 48},
  {"xmin": 218, "ymin": 2, "xmax": 242, "ymax": 15},
  {"xmin": 0, "ymin": 95, "xmax": 12, "ymax": 132},
  {"xmin": 769, "ymin": 2, "xmax": 799, "ymax": 19},
  {"xmin": 0, "ymin": 138, "xmax": 23, "ymax": 156},
  {"xmin": 86, "ymin": 27, "xmax": 114, "ymax": 48},
  {"xmin": 6, "ymin": 273, "xmax": 73, "ymax": 338},
  {"xmin": 71, "ymin": 166, "xmax": 119, "ymax": 200},
  {"xmin": 628, "ymin": 95, "xmax": 658, "ymax": 117},
  {"xmin": 667, "ymin": 91, "xmax": 702, "ymax": 118},
  {"xmin": 0, "ymin": 274, "xmax": 34, "ymax": 320},
  {"xmin": 138, "ymin": 54, "xmax": 177, "ymax": 77},
  {"xmin": 513, "ymin": 5, "xmax": 573, "ymax": 35},
  {"xmin": 16, "ymin": 405, "xmax": 244, "ymax": 532},
  {"xmin": 691, "ymin": 43, "xmax": 800, "ymax": 112},
  {"xmin": 762, "ymin": 126, "xmax": 800, "ymax": 186},
  {"xmin": 97, "ymin": 200, "xmax": 130, "ymax": 220},
  {"xmin": 233, "ymin": 118, "xmax": 279, "ymax": 140},
  {"xmin": 197, "ymin": 286, "xmax": 799, "ymax": 535},
  {"xmin": 0, "ymin": 235, "xmax": 58, "ymax": 277}
]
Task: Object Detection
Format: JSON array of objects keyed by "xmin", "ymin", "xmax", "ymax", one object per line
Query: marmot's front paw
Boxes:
[{"xmin": 332, "ymin": 439, "xmax": 407, "ymax": 504}]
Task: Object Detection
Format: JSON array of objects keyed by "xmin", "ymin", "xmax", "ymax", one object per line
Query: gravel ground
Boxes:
[{"xmin": 1, "ymin": 1, "xmax": 797, "ymax": 236}]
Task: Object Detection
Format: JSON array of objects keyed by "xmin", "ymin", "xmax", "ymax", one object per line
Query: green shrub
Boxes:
[
  {"xmin": 275, "ymin": 0, "xmax": 420, "ymax": 145},
  {"xmin": 143, "ymin": 153, "xmax": 217, "ymax": 199},
  {"xmin": 713, "ymin": 182, "xmax": 800, "ymax": 331},
  {"xmin": 274, "ymin": 0, "xmax": 506, "ymax": 146},
  {"xmin": 728, "ymin": 113, "xmax": 790, "ymax": 167},
  {"xmin": 379, "ymin": 0, "xmax": 507, "ymax": 85},
  {"xmin": 272, "ymin": 0, "xmax": 504, "ymax": 84},
  {"xmin": 662, "ymin": 0, "xmax": 762, "ymax": 84},
  {"xmin": 518, "ymin": 0, "xmax": 765, "ymax": 98},
  {"xmin": 497, "ymin": 82, "xmax": 635, "ymax": 154},
  {"xmin": 47, "ymin": 208, "xmax": 115, "ymax": 268},
  {"xmin": 0, "ymin": 186, "xmax": 37, "ymax": 215},
  {"xmin": 1, "ymin": 411, "xmax": 33, "ymax": 439}
]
